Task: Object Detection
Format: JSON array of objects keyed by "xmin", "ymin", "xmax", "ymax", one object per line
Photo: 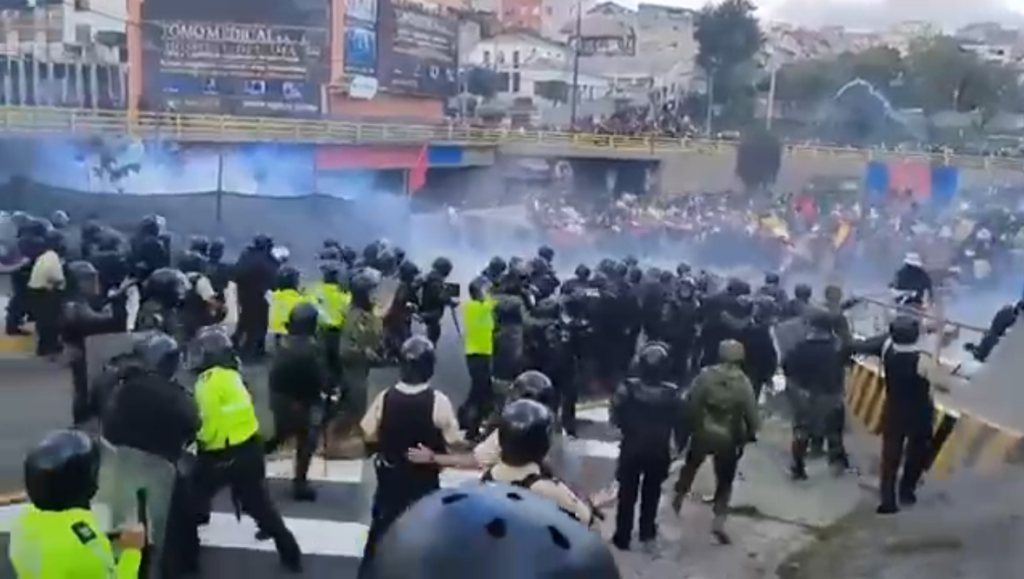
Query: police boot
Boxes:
[
  {"xmin": 789, "ymin": 441, "xmax": 809, "ymax": 481},
  {"xmin": 292, "ymin": 444, "xmax": 318, "ymax": 501},
  {"xmin": 292, "ymin": 479, "xmax": 317, "ymax": 502},
  {"xmin": 711, "ymin": 514, "xmax": 731, "ymax": 545}
]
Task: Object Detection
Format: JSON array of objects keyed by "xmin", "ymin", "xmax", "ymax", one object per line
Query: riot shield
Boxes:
[{"xmin": 93, "ymin": 441, "xmax": 177, "ymax": 578}]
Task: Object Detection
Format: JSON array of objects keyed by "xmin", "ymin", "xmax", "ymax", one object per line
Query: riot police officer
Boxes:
[
  {"xmin": 480, "ymin": 399, "xmax": 596, "ymax": 526},
  {"xmin": 186, "ymin": 327, "xmax": 302, "ymax": 572},
  {"xmin": 265, "ymin": 303, "xmax": 332, "ymax": 501},
  {"xmin": 233, "ymin": 234, "xmax": 278, "ymax": 360},
  {"xmin": 10, "ymin": 430, "xmax": 147, "ymax": 577},
  {"xmin": 136, "ymin": 267, "xmax": 190, "ymax": 336},
  {"xmin": 62, "ymin": 261, "xmax": 121, "ymax": 425},
  {"xmin": 610, "ymin": 342, "xmax": 685, "ymax": 551},
  {"xmin": 357, "ymin": 336, "xmax": 465, "ymax": 576},
  {"xmin": 418, "ymin": 257, "xmax": 456, "ymax": 345},
  {"xmin": 367, "ymin": 483, "xmax": 621, "ymax": 579},
  {"xmin": 333, "ymin": 269, "xmax": 384, "ymax": 449},
  {"xmin": 383, "ymin": 260, "xmax": 421, "ymax": 360},
  {"xmin": 268, "ymin": 265, "xmax": 306, "ymax": 344},
  {"xmin": 311, "ymin": 260, "xmax": 350, "ymax": 385}
]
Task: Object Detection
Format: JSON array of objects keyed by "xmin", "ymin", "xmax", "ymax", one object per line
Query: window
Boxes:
[
  {"xmin": 483, "ymin": 50, "xmax": 491, "ymax": 65},
  {"xmin": 497, "ymin": 51, "xmax": 505, "ymax": 64},
  {"xmin": 74, "ymin": 0, "xmax": 90, "ymax": 11},
  {"xmin": 75, "ymin": 24, "xmax": 91, "ymax": 44},
  {"xmin": 512, "ymin": 72, "xmax": 520, "ymax": 93},
  {"xmin": 512, "ymin": 50, "xmax": 519, "ymax": 67}
]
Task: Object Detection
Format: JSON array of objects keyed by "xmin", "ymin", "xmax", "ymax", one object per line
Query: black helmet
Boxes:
[
  {"xmin": 431, "ymin": 257, "xmax": 453, "ymax": 277},
  {"xmin": 794, "ymin": 283, "xmax": 812, "ymax": 300},
  {"xmin": 25, "ymin": 430, "xmax": 101, "ymax": 511},
  {"xmin": 371, "ymin": 482, "xmax": 621, "ymax": 579},
  {"xmin": 276, "ymin": 265, "xmax": 301, "ymax": 290},
  {"xmin": 807, "ymin": 309, "xmax": 835, "ymax": 334},
  {"xmin": 498, "ymin": 399, "xmax": 554, "ymax": 467},
  {"xmin": 765, "ymin": 272, "xmax": 780, "ymax": 285},
  {"xmin": 321, "ymin": 261, "xmax": 343, "ymax": 283},
  {"xmin": 252, "ymin": 234, "xmax": 273, "ymax": 251},
  {"xmin": 209, "ymin": 238, "xmax": 225, "ymax": 262},
  {"xmin": 287, "ymin": 302, "xmax": 319, "ymax": 337},
  {"xmin": 636, "ymin": 342, "xmax": 670, "ymax": 383},
  {"xmin": 574, "ymin": 263, "xmax": 591, "ymax": 280},
  {"xmin": 188, "ymin": 235, "xmax": 210, "ymax": 256},
  {"xmin": 65, "ymin": 260, "xmax": 100, "ymax": 297},
  {"xmin": 398, "ymin": 260, "xmax": 420, "ymax": 283},
  {"xmin": 726, "ymin": 278, "xmax": 751, "ymax": 296},
  {"xmin": 676, "ymin": 262, "xmax": 692, "ymax": 276},
  {"xmin": 144, "ymin": 268, "xmax": 189, "ymax": 308},
  {"xmin": 189, "ymin": 327, "xmax": 238, "ymax": 373},
  {"xmin": 889, "ymin": 315, "xmax": 921, "ymax": 345},
  {"xmin": 132, "ymin": 332, "xmax": 181, "ymax": 378},
  {"xmin": 537, "ymin": 245, "xmax": 554, "ymax": 262},
  {"xmin": 485, "ymin": 256, "xmax": 507, "ymax": 279},
  {"xmin": 350, "ymin": 268, "xmax": 381, "ymax": 298},
  {"xmin": 399, "ymin": 336, "xmax": 435, "ymax": 385},
  {"xmin": 512, "ymin": 370, "xmax": 556, "ymax": 410},
  {"xmin": 177, "ymin": 250, "xmax": 207, "ymax": 274}
]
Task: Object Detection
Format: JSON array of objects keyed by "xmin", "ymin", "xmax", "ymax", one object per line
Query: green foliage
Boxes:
[
  {"xmin": 734, "ymin": 129, "xmax": 782, "ymax": 191},
  {"xmin": 465, "ymin": 66, "xmax": 499, "ymax": 99},
  {"xmin": 534, "ymin": 80, "xmax": 570, "ymax": 104},
  {"xmin": 694, "ymin": 0, "xmax": 764, "ymax": 76}
]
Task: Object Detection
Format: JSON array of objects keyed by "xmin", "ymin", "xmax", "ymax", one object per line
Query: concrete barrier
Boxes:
[{"xmin": 846, "ymin": 360, "xmax": 1024, "ymax": 481}]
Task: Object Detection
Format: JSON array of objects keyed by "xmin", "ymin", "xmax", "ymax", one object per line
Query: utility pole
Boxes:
[
  {"xmin": 704, "ymin": 67, "xmax": 714, "ymax": 136},
  {"xmin": 569, "ymin": 0, "xmax": 582, "ymax": 132},
  {"xmin": 766, "ymin": 62, "xmax": 777, "ymax": 130}
]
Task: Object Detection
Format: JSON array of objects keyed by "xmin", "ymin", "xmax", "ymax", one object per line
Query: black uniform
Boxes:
[
  {"xmin": 968, "ymin": 301, "xmax": 1021, "ymax": 362},
  {"xmin": 418, "ymin": 258, "xmax": 454, "ymax": 345},
  {"xmin": 891, "ymin": 263, "xmax": 933, "ymax": 306},
  {"xmin": 359, "ymin": 336, "xmax": 452, "ymax": 577},
  {"xmin": 61, "ymin": 261, "xmax": 122, "ymax": 425},
  {"xmin": 233, "ymin": 235, "xmax": 278, "ymax": 359},
  {"xmin": 265, "ymin": 302, "xmax": 331, "ymax": 502},
  {"xmin": 875, "ymin": 316, "xmax": 934, "ymax": 514},
  {"xmin": 610, "ymin": 343, "xmax": 685, "ymax": 550}
]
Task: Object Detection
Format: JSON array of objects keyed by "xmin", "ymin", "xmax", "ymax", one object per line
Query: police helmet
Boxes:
[
  {"xmin": 178, "ymin": 250, "xmax": 206, "ymax": 274},
  {"xmin": 24, "ymin": 430, "xmax": 101, "ymax": 511},
  {"xmin": 398, "ymin": 260, "xmax": 420, "ymax": 283},
  {"xmin": 319, "ymin": 246, "xmax": 341, "ymax": 263},
  {"xmin": 512, "ymin": 370, "xmax": 556, "ymax": 410},
  {"xmin": 145, "ymin": 268, "xmax": 189, "ymax": 308},
  {"xmin": 276, "ymin": 265, "xmax": 301, "ymax": 290},
  {"xmin": 794, "ymin": 283, "xmax": 812, "ymax": 300},
  {"xmin": 486, "ymin": 256, "xmax": 507, "ymax": 279},
  {"xmin": 339, "ymin": 245, "xmax": 358, "ymax": 266},
  {"xmin": 807, "ymin": 310, "xmax": 835, "ymax": 334},
  {"xmin": 287, "ymin": 302, "xmax": 320, "ymax": 337},
  {"xmin": 188, "ymin": 235, "xmax": 210, "ymax": 256},
  {"xmin": 537, "ymin": 245, "xmax": 555, "ymax": 263},
  {"xmin": 321, "ymin": 261, "xmax": 344, "ymax": 284},
  {"xmin": 498, "ymin": 399, "xmax": 554, "ymax": 467},
  {"xmin": 626, "ymin": 267, "xmax": 642, "ymax": 285},
  {"xmin": 370, "ymin": 482, "xmax": 621, "ymax": 579},
  {"xmin": 431, "ymin": 257, "xmax": 453, "ymax": 277},
  {"xmin": 889, "ymin": 315, "xmax": 921, "ymax": 345},
  {"xmin": 528, "ymin": 256, "xmax": 549, "ymax": 276},
  {"xmin": 65, "ymin": 260, "xmax": 100, "ymax": 296},
  {"xmin": 50, "ymin": 210, "xmax": 70, "ymax": 229},
  {"xmin": 252, "ymin": 234, "xmax": 273, "ymax": 251},
  {"xmin": 323, "ymin": 238, "xmax": 341, "ymax": 250},
  {"xmin": 658, "ymin": 270, "xmax": 674, "ymax": 285},
  {"xmin": 574, "ymin": 263, "xmax": 591, "ymax": 280},
  {"xmin": 188, "ymin": 327, "xmax": 238, "ymax": 373},
  {"xmin": 676, "ymin": 262, "xmax": 692, "ymax": 277},
  {"xmin": 350, "ymin": 268, "xmax": 381, "ymax": 297},
  {"xmin": 208, "ymin": 238, "xmax": 225, "ymax": 262},
  {"xmin": 132, "ymin": 332, "xmax": 181, "ymax": 379},
  {"xmin": 138, "ymin": 215, "xmax": 161, "ymax": 237},
  {"xmin": 719, "ymin": 339, "xmax": 745, "ymax": 364},
  {"xmin": 726, "ymin": 278, "xmax": 751, "ymax": 297},
  {"xmin": 399, "ymin": 336, "xmax": 435, "ymax": 385},
  {"xmin": 624, "ymin": 254, "xmax": 639, "ymax": 268},
  {"xmin": 765, "ymin": 272, "xmax": 781, "ymax": 286},
  {"xmin": 636, "ymin": 342, "xmax": 671, "ymax": 383}
]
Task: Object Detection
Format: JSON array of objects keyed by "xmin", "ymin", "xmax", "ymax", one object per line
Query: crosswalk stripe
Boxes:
[{"xmin": 199, "ymin": 513, "xmax": 368, "ymax": 558}]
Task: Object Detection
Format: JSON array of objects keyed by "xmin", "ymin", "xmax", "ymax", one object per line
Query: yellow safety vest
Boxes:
[
  {"xmin": 268, "ymin": 288, "xmax": 306, "ymax": 335},
  {"xmin": 311, "ymin": 282, "xmax": 351, "ymax": 328},
  {"xmin": 194, "ymin": 367, "xmax": 260, "ymax": 451},
  {"xmin": 9, "ymin": 505, "xmax": 141, "ymax": 579},
  {"xmin": 464, "ymin": 299, "xmax": 496, "ymax": 356}
]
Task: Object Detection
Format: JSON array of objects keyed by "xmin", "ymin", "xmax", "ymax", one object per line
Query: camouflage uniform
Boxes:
[
  {"xmin": 335, "ymin": 304, "xmax": 383, "ymax": 436},
  {"xmin": 672, "ymin": 341, "xmax": 760, "ymax": 541}
]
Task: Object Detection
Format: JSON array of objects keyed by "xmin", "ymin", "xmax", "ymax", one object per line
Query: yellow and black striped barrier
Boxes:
[{"xmin": 846, "ymin": 360, "xmax": 1024, "ymax": 480}]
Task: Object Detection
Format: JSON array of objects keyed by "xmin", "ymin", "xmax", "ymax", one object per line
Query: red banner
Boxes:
[{"xmin": 889, "ymin": 160, "xmax": 931, "ymax": 199}]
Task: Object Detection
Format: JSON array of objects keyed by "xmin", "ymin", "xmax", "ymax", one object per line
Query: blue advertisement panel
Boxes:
[
  {"xmin": 379, "ymin": 0, "xmax": 458, "ymax": 98},
  {"xmin": 140, "ymin": 0, "xmax": 328, "ymax": 117},
  {"xmin": 344, "ymin": 0, "xmax": 379, "ymax": 77}
]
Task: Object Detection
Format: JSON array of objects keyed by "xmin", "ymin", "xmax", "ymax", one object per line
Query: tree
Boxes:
[
  {"xmin": 774, "ymin": 59, "xmax": 835, "ymax": 105},
  {"xmin": 694, "ymin": 0, "xmax": 764, "ymax": 128},
  {"xmin": 534, "ymin": 80, "xmax": 570, "ymax": 104},
  {"xmin": 735, "ymin": 129, "xmax": 782, "ymax": 193},
  {"xmin": 464, "ymin": 66, "xmax": 499, "ymax": 100}
]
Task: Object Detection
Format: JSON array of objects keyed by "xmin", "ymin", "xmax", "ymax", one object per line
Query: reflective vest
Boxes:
[
  {"xmin": 464, "ymin": 299, "xmax": 496, "ymax": 356},
  {"xmin": 268, "ymin": 288, "xmax": 307, "ymax": 335},
  {"xmin": 194, "ymin": 367, "xmax": 260, "ymax": 451},
  {"xmin": 311, "ymin": 282, "xmax": 351, "ymax": 329},
  {"xmin": 9, "ymin": 505, "xmax": 142, "ymax": 578}
]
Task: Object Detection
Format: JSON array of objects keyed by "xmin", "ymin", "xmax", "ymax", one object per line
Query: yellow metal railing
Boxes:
[{"xmin": 0, "ymin": 106, "xmax": 1020, "ymax": 170}]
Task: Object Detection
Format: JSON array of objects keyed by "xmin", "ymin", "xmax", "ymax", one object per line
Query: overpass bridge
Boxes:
[{"xmin": 0, "ymin": 106, "xmax": 1021, "ymax": 192}]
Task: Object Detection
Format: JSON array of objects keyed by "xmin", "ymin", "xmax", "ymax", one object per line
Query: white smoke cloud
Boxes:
[{"xmin": 766, "ymin": 0, "xmax": 1024, "ymax": 31}]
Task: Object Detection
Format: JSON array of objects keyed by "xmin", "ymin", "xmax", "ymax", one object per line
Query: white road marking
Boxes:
[{"xmin": 199, "ymin": 512, "xmax": 368, "ymax": 558}]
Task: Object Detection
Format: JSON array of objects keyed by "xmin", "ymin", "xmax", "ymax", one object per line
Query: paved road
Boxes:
[{"xmin": 0, "ymin": 311, "xmax": 621, "ymax": 577}]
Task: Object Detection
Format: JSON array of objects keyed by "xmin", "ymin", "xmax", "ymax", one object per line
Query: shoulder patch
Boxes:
[{"xmin": 71, "ymin": 521, "xmax": 97, "ymax": 544}]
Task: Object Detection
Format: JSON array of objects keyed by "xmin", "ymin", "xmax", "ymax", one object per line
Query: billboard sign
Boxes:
[
  {"xmin": 344, "ymin": 0, "xmax": 378, "ymax": 77},
  {"xmin": 140, "ymin": 0, "xmax": 328, "ymax": 117},
  {"xmin": 379, "ymin": 1, "xmax": 458, "ymax": 98}
]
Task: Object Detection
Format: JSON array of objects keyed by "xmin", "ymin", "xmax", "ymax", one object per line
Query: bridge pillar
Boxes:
[{"xmin": 567, "ymin": 158, "xmax": 659, "ymax": 199}]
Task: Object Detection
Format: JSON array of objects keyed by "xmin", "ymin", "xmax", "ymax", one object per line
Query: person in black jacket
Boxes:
[
  {"xmin": 233, "ymin": 234, "xmax": 278, "ymax": 360},
  {"xmin": 782, "ymin": 311, "xmax": 850, "ymax": 479},
  {"xmin": 265, "ymin": 302, "xmax": 332, "ymax": 502},
  {"xmin": 610, "ymin": 342, "xmax": 685, "ymax": 551},
  {"xmin": 966, "ymin": 297, "xmax": 1023, "ymax": 362},
  {"xmin": 101, "ymin": 332, "xmax": 199, "ymax": 464},
  {"xmin": 61, "ymin": 261, "xmax": 123, "ymax": 425}
]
